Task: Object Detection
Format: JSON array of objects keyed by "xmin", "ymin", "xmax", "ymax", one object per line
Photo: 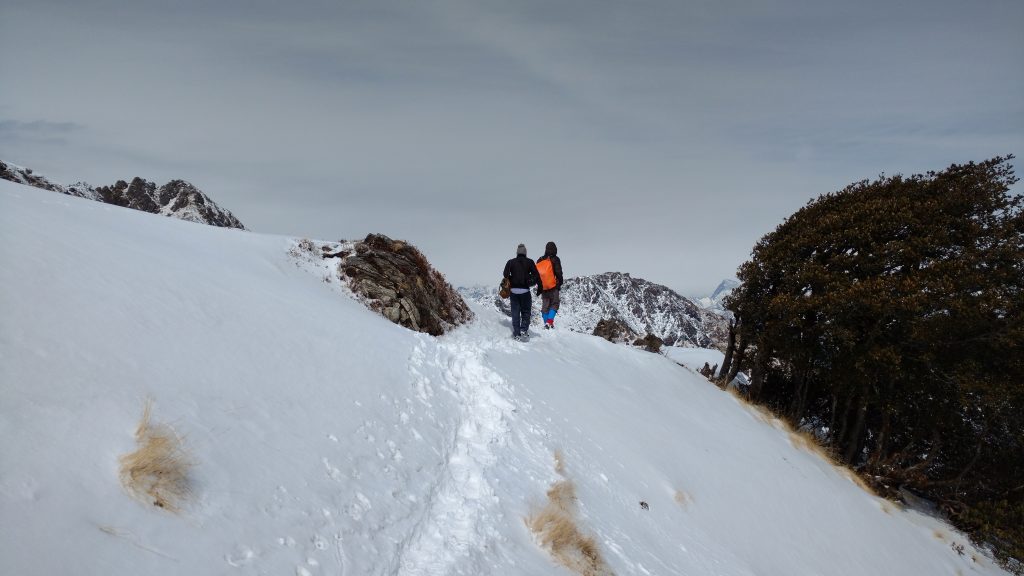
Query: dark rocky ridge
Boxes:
[
  {"xmin": 1, "ymin": 160, "xmax": 64, "ymax": 192},
  {"xmin": 331, "ymin": 234, "xmax": 472, "ymax": 336},
  {"xmin": 1, "ymin": 160, "xmax": 244, "ymax": 229},
  {"xmin": 94, "ymin": 178, "xmax": 244, "ymax": 229}
]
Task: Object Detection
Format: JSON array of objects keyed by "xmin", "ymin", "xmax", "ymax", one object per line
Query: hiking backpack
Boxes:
[{"xmin": 536, "ymin": 258, "xmax": 557, "ymax": 291}]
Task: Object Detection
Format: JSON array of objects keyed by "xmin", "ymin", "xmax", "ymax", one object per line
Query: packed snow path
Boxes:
[
  {"xmin": 397, "ymin": 327, "xmax": 520, "ymax": 574},
  {"xmin": 0, "ymin": 181, "xmax": 1009, "ymax": 576}
]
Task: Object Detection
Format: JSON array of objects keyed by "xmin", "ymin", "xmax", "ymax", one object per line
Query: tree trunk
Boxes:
[
  {"xmin": 844, "ymin": 391, "xmax": 869, "ymax": 465},
  {"xmin": 790, "ymin": 369, "xmax": 809, "ymax": 421},
  {"xmin": 828, "ymin": 392, "xmax": 840, "ymax": 442},
  {"xmin": 718, "ymin": 319, "xmax": 737, "ymax": 383},
  {"xmin": 750, "ymin": 346, "xmax": 768, "ymax": 400},
  {"xmin": 726, "ymin": 338, "xmax": 749, "ymax": 387},
  {"xmin": 835, "ymin": 390, "xmax": 853, "ymax": 449},
  {"xmin": 868, "ymin": 408, "xmax": 891, "ymax": 473}
]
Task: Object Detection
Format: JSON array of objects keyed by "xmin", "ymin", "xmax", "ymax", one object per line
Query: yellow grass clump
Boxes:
[
  {"xmin": 673, "ymin": 489, "xmax": 691, "ymax": 508},
  {"xmin": 527, "ymin": 452, "xmax": 614, "ymax": 576},
  {"xmin": 553, "ymin": 449, "xmax": 566, "ymax": 475},
  {"xmin": 118, "ymin": 402, "xmax": 193, "ymax": 513},
  {"xmin": 786, "ymin": 428, "xmax": 836, "ymax": 463}
]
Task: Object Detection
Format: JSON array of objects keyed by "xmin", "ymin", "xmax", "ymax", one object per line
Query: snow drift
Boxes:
[{"xmin": 0, "ymin": 180, "xmax": 1006, "ymax": 576}]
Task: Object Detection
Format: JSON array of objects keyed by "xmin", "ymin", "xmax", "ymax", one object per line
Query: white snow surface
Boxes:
[{"xmin": 0, "ymin": 180, "xmax": 1006, "ymax": 576}]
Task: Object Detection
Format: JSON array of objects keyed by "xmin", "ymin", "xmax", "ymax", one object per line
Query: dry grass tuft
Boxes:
[
  {"xmin": 879, "ymin": 499, "xmax": 900, "ymax": 515},
  {"xmin": 673, "ymin": 489, "xmax": 691, "ymax": 508},
  {"xmin": 527, "ymin": 454, "xmax": 614, "ymax": 576},
  {"xmin": 119, "ymin": 402, "xmax": 192, "ymax": 513},
  {"xmin": 726, "ymin": 387, "xmax": 780, "ymax": 427},
  {"xmin": 787, "ymin": 428, "xmax": 837, "ymax": 463},
  {"xmin": 553, "ymin": 450, "xmax": 566, "ymax": 475},
  {"xmin": 840, "ymin": 467, "xmax": 876, "ymax": 494}
]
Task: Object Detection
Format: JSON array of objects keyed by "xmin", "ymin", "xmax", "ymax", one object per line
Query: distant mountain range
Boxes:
[
  {"xmin": 462, "ymin": 272, "xmax": 729, "ymax": 348},
  {"xmin": 0, "ymin": 159, "xmax": 244, "ymax": 229}
]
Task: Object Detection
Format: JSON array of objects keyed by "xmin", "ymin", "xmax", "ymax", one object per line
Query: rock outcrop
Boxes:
[
  {"xmin": 335, "ymin": 234, "xmax": 472, "ymax": 336},
  {"xmin": 633, "ymin": 334, "xmax": 664, "ymax": 353},
  {"xmin": 592, "ymin": 318, "xmax": 637, "ymax": 343}
]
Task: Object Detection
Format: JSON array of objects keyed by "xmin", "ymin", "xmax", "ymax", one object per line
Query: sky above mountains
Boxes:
[{"xmin": 2, "ymin": 0, "xmax": 1022, "ymax": 294}]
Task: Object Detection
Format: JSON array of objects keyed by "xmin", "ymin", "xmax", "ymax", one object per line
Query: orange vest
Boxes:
[{"xmin": 537, "ymin": 258, "xmax": 557, "ymax": 291}]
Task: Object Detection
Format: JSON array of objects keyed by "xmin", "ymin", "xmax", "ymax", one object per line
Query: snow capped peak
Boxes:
[
  {"xmin": 710, "ymin": 278, "xmax": 740, "ymax": 300},
  {"xmin": 696, "ymin": 278, "xmax": 740, "ymax": 318}
]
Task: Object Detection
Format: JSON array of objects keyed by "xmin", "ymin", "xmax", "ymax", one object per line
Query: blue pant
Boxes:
[{"xmin": 510, "ymin": 291, "xmax": 532, "ymax": 336}]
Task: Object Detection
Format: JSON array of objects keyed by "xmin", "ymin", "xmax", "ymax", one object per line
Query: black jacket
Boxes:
[{"xmin": 503, "ymin": 255, "xmax": 540, "ymax": 289}]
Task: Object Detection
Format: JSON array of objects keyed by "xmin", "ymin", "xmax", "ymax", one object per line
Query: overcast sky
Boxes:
[{"xmin": 2, "ymin": 0, "xmax": 1022, "ymax": 295}]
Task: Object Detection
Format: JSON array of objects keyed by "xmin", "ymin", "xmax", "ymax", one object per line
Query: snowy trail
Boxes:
[{"xmin": 396, "ymin": 320, "xmax": 527, "ymax": 575}]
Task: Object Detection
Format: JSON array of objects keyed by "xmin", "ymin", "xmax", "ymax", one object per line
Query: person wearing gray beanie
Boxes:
[{"xmin": 503, "ymin": 243, "xmax": 540, "ymax": 341}]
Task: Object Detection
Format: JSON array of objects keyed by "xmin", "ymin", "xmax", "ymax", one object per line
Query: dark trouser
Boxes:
[
  {"xmin": 541, "ymin": 289, "xmax": 560, "ymax": 323},
  {"xmin": 510, "ymin": 291, "xmax": 532, "ymax": 336}
]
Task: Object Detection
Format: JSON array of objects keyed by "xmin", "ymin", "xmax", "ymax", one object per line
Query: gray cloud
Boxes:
[
  {"xmin": 2, "ymin": 0, "xmax": 1021, "ymax": 295},
  {"xmin": 0, "ymin": 119, "xmax": 84, "ymax": 143}
]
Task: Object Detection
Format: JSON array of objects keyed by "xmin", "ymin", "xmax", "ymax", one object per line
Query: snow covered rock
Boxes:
[
  {"xmin": 337, "ymin": 233, "xmax": 473, "ymax": 336},
  {"xmin": 0, "ymin": 159, "xmax": 243, "ymax": 229},
  {"xmin": 94, "ymin": 178, "xmax": 244, "ymax": 229},
  {"xmin": 0, "ymin": 159, "xmax": 64, "ymax": 192}
]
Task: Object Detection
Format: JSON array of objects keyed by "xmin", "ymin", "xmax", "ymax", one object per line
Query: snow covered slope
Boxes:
[{"xmin": 0, "ymin": 180, "xmax": 1005, "ymax": 576}]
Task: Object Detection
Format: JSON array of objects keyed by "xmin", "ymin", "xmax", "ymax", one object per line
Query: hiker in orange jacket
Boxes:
[{"xmin": 535, "ymin": 241, "xmax": 563, "ymax": 329}]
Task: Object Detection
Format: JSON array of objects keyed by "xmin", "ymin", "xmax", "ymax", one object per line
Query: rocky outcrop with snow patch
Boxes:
[
  {"xmin": 0, "ymin": 160, "xmax": 64, "ymax": 193},
  {"xmin": 0, "ymin": 159, "xmax": 243, "ymax": 229},
  {"xmin": 323, "ymin": 234, "xmax": 473, "ymax": 336}
]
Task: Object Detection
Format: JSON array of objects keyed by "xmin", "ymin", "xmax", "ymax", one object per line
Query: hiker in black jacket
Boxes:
[
  {"xmin": 503, "ymin": 243, "xmax": 540, "ymax": 341},
  {"xmin": 535, "ymin": 241, "xmax": 563, "ymax": 329}
]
